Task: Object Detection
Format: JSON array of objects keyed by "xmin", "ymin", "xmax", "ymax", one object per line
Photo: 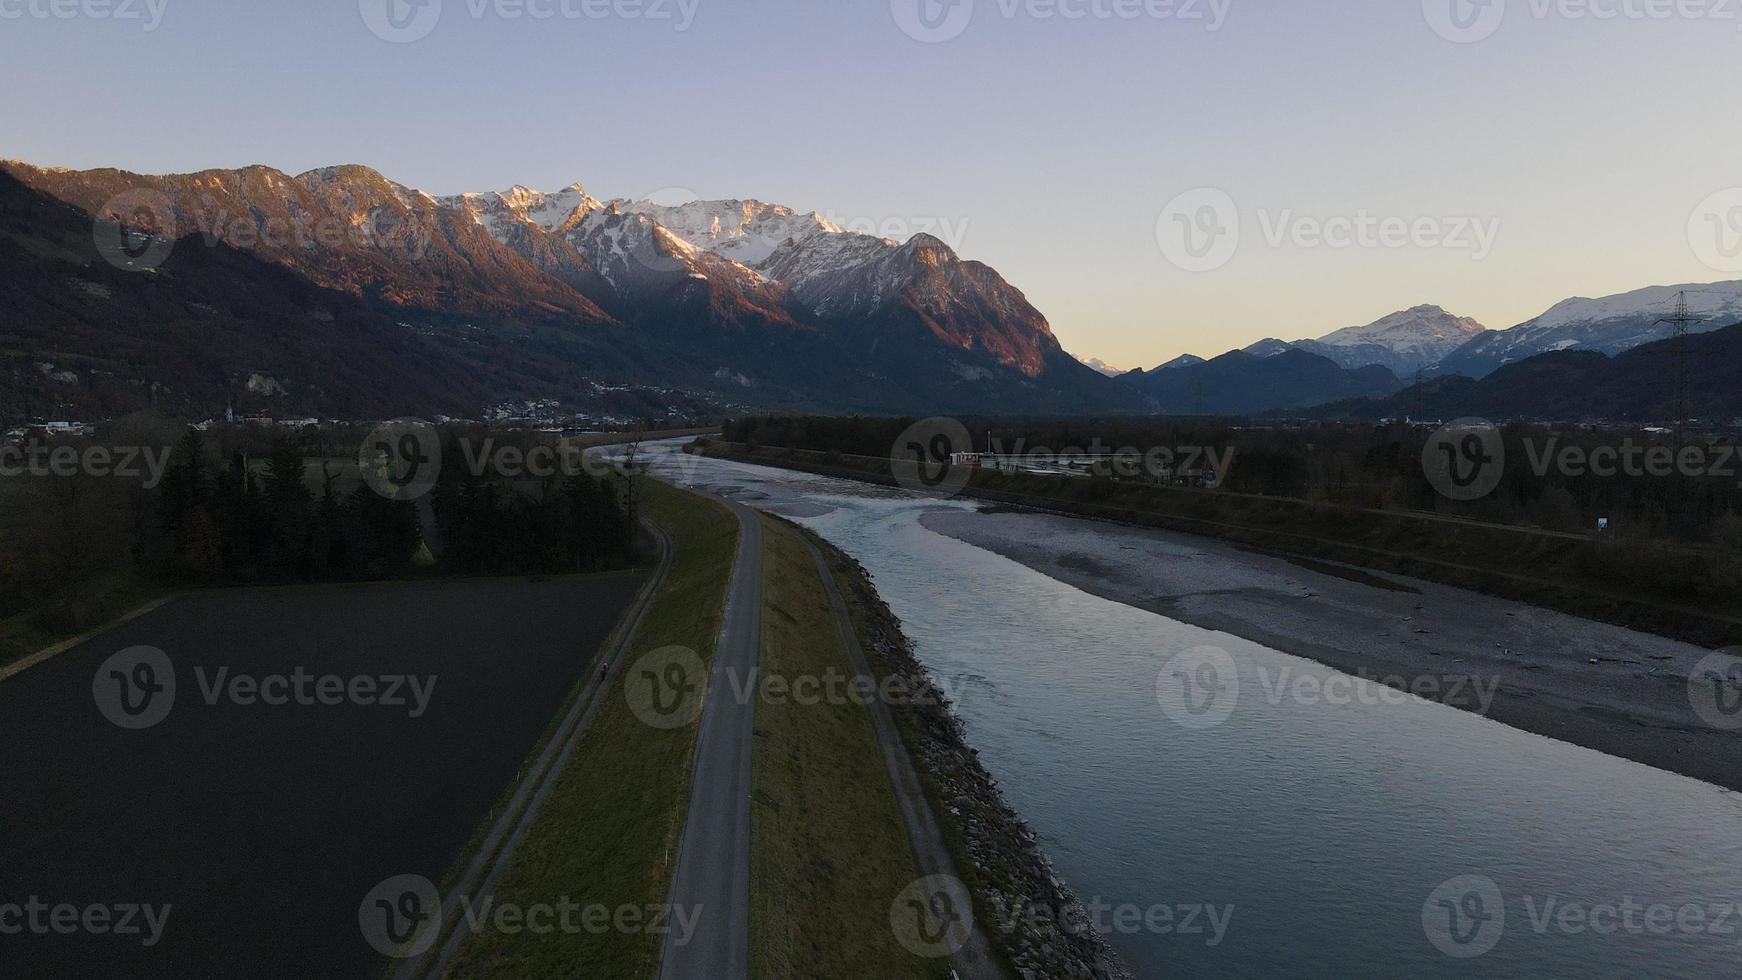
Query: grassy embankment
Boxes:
[
  {"xmin": 701, "ymin": 440, "xmax": 1742, "ymax": 647},
  {"xmin": 748, "ymin": 513, "xmax": 944, "ymax": 980},
  {"xmin": 443, "ymin": 477, "xmax": 737, "ymax": 979}
]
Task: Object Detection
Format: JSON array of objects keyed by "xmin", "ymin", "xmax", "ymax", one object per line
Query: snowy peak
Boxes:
[
  {"xmin": 1316, "ymin": 304, "xmax": 1486, "ymax": 351},
  {"xmin": 1438, "ymin": 280, "xmax": 1742, "ymax": 378},
  {"xmin": 613, "ymin": 197, "xmax": 840, "ymax": 266},
  {"xmin": 441, "ymin": 183, "xmax": 603, "ymax": 239},
  {"xmin": 1152, "ymin": 353, "xmax": 1206, "ymax": 372},
  {"xmin": 1525, "ymin": 281, "xmax": 1742, "ymax": 335},
  {"xmin": 1236, "ymin": 305, "xmax": 1488, "ymax": 376}
]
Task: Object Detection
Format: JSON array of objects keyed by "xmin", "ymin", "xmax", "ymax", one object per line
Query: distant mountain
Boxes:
[
  {"xmin": 0, "ymin": 160, "xmax": 1141, "ymax": 417},
  {"xmin": 1120, "ymin": 348, "xmax": 1403, "ymax": 415},
  {"xmin": 0, "ymin": 169, "xmax": 709, "ymax": 422},
  {"xmin": 1241, "ymin": 305, "xmax": 1487, "ymax": 377},
  {"xmin": 1309, "ymin": 321, "xmax": 1742, "ymax": 423},
  {"xmin": 1082, "ymin": 356, "xmax": 1127, "ymax": 377},
  {"xmin": 1436, "ymin": 282, "xmax": 1742, "ymax": 379},
  {"xmin": 1151, "ymin": 353, "xmax": 1206, "ymax": 372},
  {"xmin": 1242, "ymin": 338, "xmax": 1297, "ymax": 359}
]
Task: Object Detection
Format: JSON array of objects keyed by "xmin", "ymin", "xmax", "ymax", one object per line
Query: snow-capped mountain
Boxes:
[
  {"xmin": 1081, "ymin": 356, "xmax": 1128, "ymax": 377},
  {"xmin": 613, "ymin": 198, "xmax": 840, "ymax": 266},
  {"xmin": 1242, "ymin": 305, "xmax": 1487, "ymax": 377},
  {"xmin": 1151, "ymin": 353, "xmax": 1207, "ymax": 372},
  {"xmin": 1313, "ymin": 305, "xmax": 1486, "ymax": 365},
  {"xmin": 2, "ymin": 160, "xmax": 1134, "ymax": 414},
  {"xmin": 1437, "ymin": 281, "xmax": 1742, "ymax": 379}
]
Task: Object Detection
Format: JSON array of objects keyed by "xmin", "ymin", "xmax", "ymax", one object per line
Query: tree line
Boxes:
[{"xmin": 2, "ymin": 420, "xmax": 639, "ymax": 648}]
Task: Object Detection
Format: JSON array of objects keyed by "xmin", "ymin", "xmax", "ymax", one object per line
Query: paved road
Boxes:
[
  {"xmin": 806, "ymin": 542, "xmax": 1009, "ymax": 980},
  {"xmin": 658, "ymin": 500, "xmax": 763, "ymax": 980}
]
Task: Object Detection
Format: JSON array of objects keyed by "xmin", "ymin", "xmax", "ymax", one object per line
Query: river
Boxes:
[{"xmin": 637, "ymin": 442, "xmax": 1742, "ymax": 979}]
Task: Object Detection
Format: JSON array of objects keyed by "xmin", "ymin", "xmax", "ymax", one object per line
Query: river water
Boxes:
[{"xmin": 638, "ymin": 443, "xmax": 1742, "ymax": 979}]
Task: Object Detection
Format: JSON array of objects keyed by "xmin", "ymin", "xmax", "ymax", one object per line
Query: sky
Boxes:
[{"xmin": 3, "ymin": 0, "xmax": 1740, "ymax": 370}]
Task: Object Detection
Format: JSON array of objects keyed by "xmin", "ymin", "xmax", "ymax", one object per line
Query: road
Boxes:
[
  {"xmin": 657, "ymin": 500, "xmax": 763, "ymax": 980},
  {"xmin": 806, "ymin": 541, "xmax": 1009, "ymax": 980}
]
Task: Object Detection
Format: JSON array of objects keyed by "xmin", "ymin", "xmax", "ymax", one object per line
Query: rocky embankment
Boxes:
[{"xmin": 823, "ymin": 540, "xmax": 1134, "ymax": 980}]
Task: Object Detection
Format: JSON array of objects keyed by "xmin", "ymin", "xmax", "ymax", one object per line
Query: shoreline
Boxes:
[
  {"xmin": 814, "ymin": 532, "xmax": 1136, "ymax": 980},
  {"xmin": 920, "ymin": 506, "xmax": 1742, "ymax": 798}
]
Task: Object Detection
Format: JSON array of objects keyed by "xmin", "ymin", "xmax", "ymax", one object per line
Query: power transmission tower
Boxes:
[{"xmin": 1656, "ymin": 291, "xmax": 1702, "ymax": 448}]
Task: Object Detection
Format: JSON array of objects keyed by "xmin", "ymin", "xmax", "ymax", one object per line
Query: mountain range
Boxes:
[
  {"xmin": 1157, "ymin": 285, "xmax": 1742, "ymax": 385},
  {"xmin": 1239, "ymin": 305, "xmax": 1488, "ymax": 377},
  {"xmin": 1310, "ymin": 321, "xmax": 1742, "ymax": 424},
  {"xmin": 5, "ymin": 155, "xmax": 1742, "ymax": 424},
  {"xmin": 0, "ymin": 160, "xmax": 1130, "ymax": 420}
]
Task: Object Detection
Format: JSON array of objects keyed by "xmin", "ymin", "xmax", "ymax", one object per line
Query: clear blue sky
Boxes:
[{"xmin": 5, "ymin": 0, "xmax": 1739, "ymax": 368}]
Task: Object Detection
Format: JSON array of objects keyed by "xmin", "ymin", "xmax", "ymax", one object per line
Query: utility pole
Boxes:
[{"xmin": 1656, "ymin": 291, "xmax": 1702, "ymax": 448}]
